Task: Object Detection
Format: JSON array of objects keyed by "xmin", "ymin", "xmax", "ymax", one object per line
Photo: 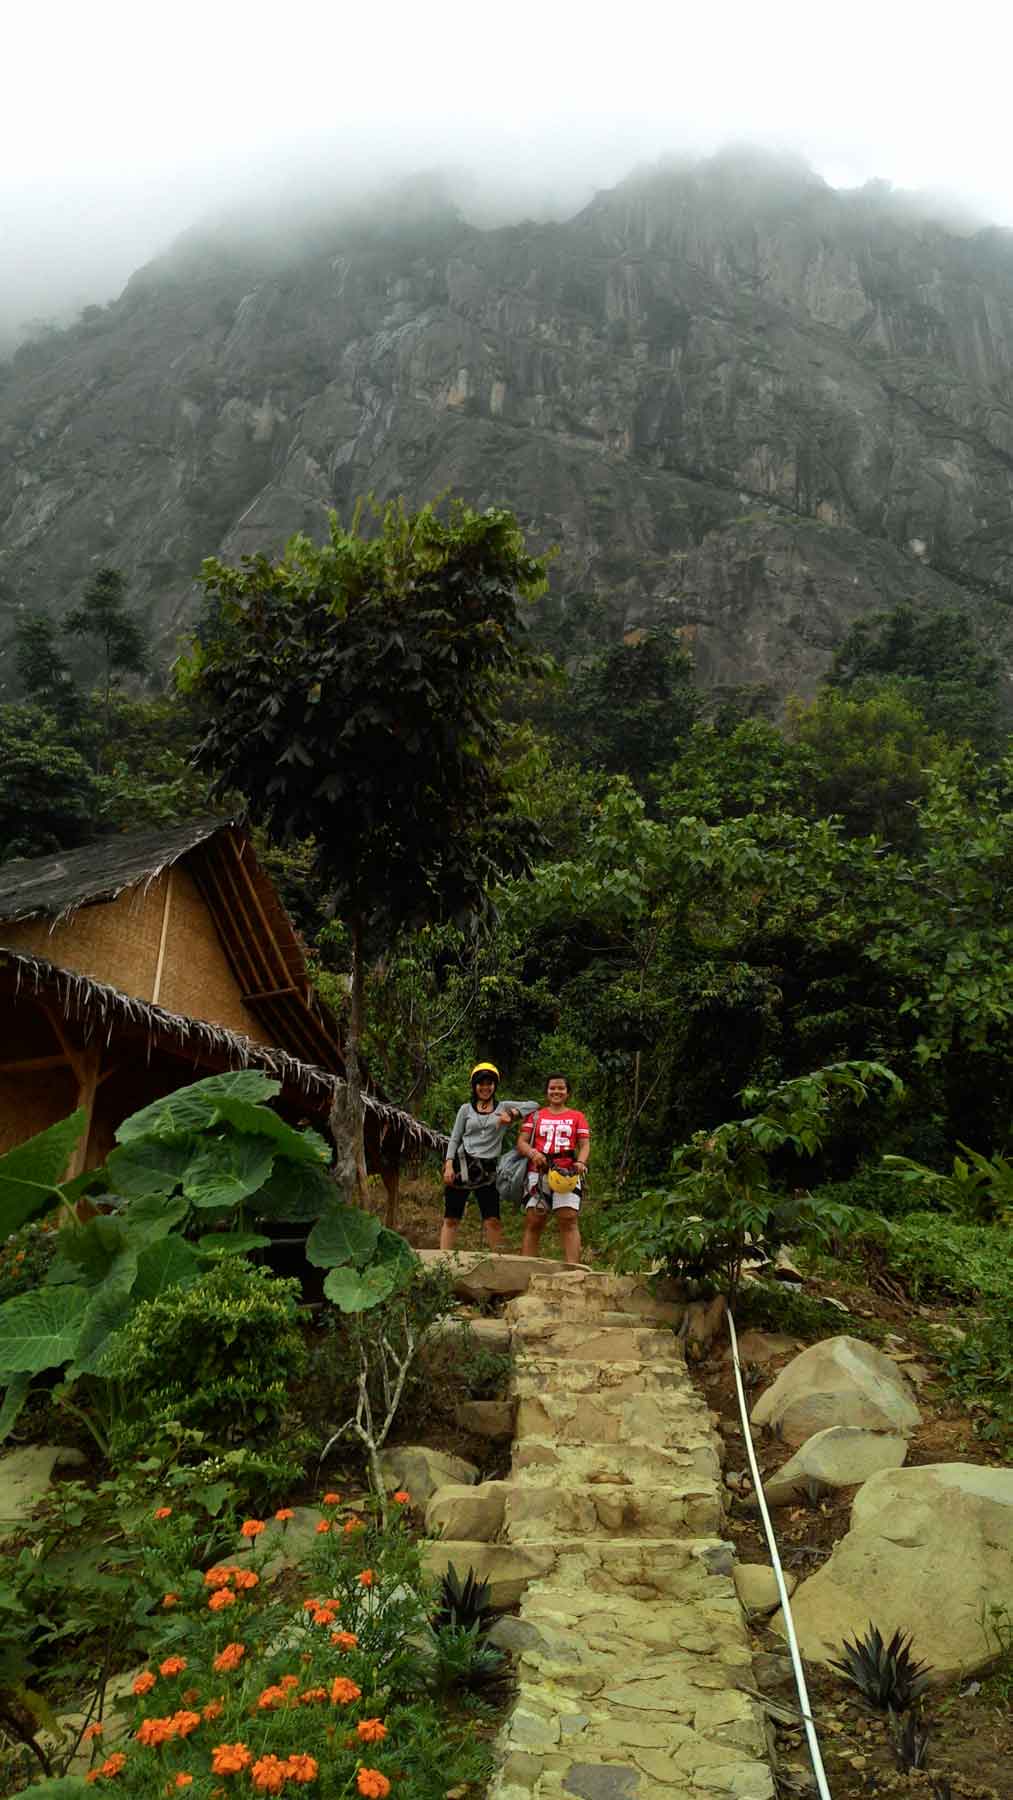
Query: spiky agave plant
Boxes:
[
  {"xmin": 433, "ymin": 1563, "xmax": 495, "ymax": 1637},
  {"xmin": 828, "ymin": 1623, "xmax": 933, "ymax": 1711},
  {"xmin": 892, "ymin": 1709, "xmax": 931, "ymax": 1771}
]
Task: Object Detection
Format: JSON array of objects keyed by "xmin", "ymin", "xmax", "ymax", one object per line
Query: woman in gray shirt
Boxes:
[{"xmin": 440, "ymin": 1062, "xmax": 536, "ymax": 1252}]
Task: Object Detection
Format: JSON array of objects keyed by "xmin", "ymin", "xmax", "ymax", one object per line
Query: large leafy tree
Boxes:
[
  {"xmin": 569, "ymin": 628, "xmax": 700, "ymax": 789},
  {"xmin": 829, "ymin": 602, "xmax": 1004, "ymax": 756},
  {"xmin": 179, "ymin": 499, "xmax": 548, "ymax": 1200},
  {"xmin": 0, "ymin": 704, "xmax": 98, "ymax": 860},
  {"xmin": 64, "ymin": 566, "xmax": 148, "ymax": 763}
]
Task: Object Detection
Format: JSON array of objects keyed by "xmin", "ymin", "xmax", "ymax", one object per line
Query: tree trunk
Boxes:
[{"xmin": 329, "ymin": 911, "xmax": 370, "ymax": 1208}]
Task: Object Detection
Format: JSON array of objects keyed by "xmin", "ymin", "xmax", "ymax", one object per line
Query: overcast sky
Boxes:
[{"xmin": 4, "ymin": 0, "xmax": 1013, "ymax": 342}]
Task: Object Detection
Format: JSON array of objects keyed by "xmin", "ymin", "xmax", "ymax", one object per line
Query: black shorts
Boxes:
[{"xmin": 443, "ymin": 1183, "xmax": 500, "ymax": 1222}]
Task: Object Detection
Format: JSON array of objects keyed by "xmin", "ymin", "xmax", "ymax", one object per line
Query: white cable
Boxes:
[{"xmin": 725, "ymin": 1306, "xmax": 833, "ymax": 1800}]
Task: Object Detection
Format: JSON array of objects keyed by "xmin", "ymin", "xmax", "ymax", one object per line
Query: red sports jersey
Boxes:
[{"xmin": 527, "ymin": 1107, "xmax": 590, "ymax": 1169}]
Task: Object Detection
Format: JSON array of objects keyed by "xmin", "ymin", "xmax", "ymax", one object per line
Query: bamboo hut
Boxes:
[{"xmin": 0, "ymin": 819, "xmax": 444, "ymax": 1200}]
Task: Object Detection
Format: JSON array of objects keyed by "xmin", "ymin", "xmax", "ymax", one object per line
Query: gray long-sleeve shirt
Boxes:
[{"xmin": 446, "ymin": 1099, "xmax": 539, "ymax": 1163}]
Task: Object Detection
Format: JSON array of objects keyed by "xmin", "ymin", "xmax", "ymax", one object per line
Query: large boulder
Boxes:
[
  {"xmin": 776, "ymin": 1463, "xmax": 1013, "ymax": 1679},
  {"xmin": 751, "ymin": 1336, "xmax": 920, "ymax": 1445},
  {"xmin": 376, "ymin": 1446, "xmax": 479, "ymax": 1505},
  {"xmin": 763, "ymin": 1426, "xmax": 908, "ymax": 1506},
  {"xmin": 0, "ymin": 1446, "xmax": 86, "ymax": 1534},
  {"xmin": 425, "ymin": 1480, "xmax": 512, "ymax": 1542},
  {"xmin": 420, "ymin": 1539, "xmax": 557, "ymax": 1607}
]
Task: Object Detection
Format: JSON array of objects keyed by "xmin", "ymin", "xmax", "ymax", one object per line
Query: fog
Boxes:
[{"xmin": 4, "ymin": 0, "xmax": 1013, "ymax": 351}]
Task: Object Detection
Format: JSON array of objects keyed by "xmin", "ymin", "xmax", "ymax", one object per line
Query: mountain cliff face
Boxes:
[{"xmin": 4, "ymin": 149, "xmax": 1013, "ymax": 697}]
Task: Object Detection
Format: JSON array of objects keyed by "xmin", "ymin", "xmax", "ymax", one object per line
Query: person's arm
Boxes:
[
  {"xmin": 574, "ymin": 1115, "xmax": 591, "ymax": 1174},
  {"xmin": 517, "ymin": 1115, "xmax": 547, "ymax": 1171},
  {"xmin": 443, "ymin": 1106, "xmax": 467, "ymax": 1183}
]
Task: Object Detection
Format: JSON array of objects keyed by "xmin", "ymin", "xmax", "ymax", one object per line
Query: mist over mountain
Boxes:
[{"xmin": 4, "ymin": 146, "xmax": 1013, "ymax": 700}]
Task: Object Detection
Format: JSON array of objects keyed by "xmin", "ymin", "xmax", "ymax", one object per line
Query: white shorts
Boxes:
[{"xmin": 525, "ymin": 1175, "xmax": 583, "ymax": 1214}]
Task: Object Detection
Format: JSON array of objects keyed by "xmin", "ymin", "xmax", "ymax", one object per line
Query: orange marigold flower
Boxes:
[
  {"xmin": 231, "ymin": 1569, "xmax": 259, "ymax": 1591},
  {"xmin": 173, "ymin": 1776, "xmax": 194, "ymax": 1789},
  {"xmin": 356, "ymin": 1769, "xmax": 391, "ymax": 1799},
  {"xmin": 315, "ymin": 1520, "xmax": 330, "ymax": 1535},
  {"xmin": 283, "ymin": 1755, "xmax": 318, "ymax": 1784},
  {"xmin": 343, "ymin": 1518, "xmax": 364, "ymax": 1535},
  {"xmin": 210, "ymin": 1743, "xmax": 251, "ymax": 1776},
  {"xmin": 299, "ymin": 1688, "xmax": 328, "ymax": 1705},
  {"xmin": 311, "ymin": 1607, "xmax": 337, "ymax": 1626},
  {"xmin": 86, "ymin": 1773, "xmax": 101, "ymax": 1785},
  {"xmin": 181, "ymin": 1690, "xmax": 199, "ymax": 1706},
  {"xmin": 204, "ymin": 1567, "xmax": 233, "ymax": 1589},
  {"xmin": 274, "ymin": 1508, "xmax": 294, "ymax": 1522},
  {"xmin": 82, "ymin": 1723, "xmax": 104, "ymax": 1742},
  {"xmin": 132, "ymin": 1672, "xmax": 156, "ymax": 1696},
  {"xmin": 213, "ymin": 1643, "xmax": 246, "ymax": 1674},
  {"xmin": 357, "ymin": 1569, "xmax": 374, "ymax": 1587},
  {"xmin": 135, "ymin": 1717, "xmax": 175, "ymax": 1748},
  {"xmin": 356, "ymin": 1720, "xmax": 388, "ymax": 1744},
  {"xmin": 279, "ymin": 1675, "xmax": 300, "ymax": 1691},
  {"xmin": 208, "ymin": 1589, "xmax": 236, "ymax": 1612},
  {"xmin": 256, "ymin": 1686, "xmax": 289, "ymax": 1712},
  {"xmin": 170, "ymin": 1712, "xmax": 201, "ymax": 1739},
  {"xmin": 250, "ymin": 1754, "xmax": 288, "ymax": 1794},
  {"xmin": 330, "ymin": 1632, "xmax": 358, "ymax": 1650},
  {"xmin": 322, "ymin": 1492, "xmax": 341, "ymax": 1506},
  {"xmin": 159, "ymin": 1658, "xmax": 187, "ymax": 1678},
  {"xmin": 330, "ymin": 1677, "xmax": 362, "ymax": 1706},
  {"xmin": 392, "ymin": 1491, "xmax": 410, "ymax": 1505},
  {"xmin": 153, "ymin": 1507, "xmax": 173, "ymax": 1521},
  {"xmin": 239, "ymin": 1520, "xmax": 265, "ymax": 1540},
  {"xmin": 99, "ymin": 1754, "xmax": 127, "ymax": 1779},
  {"xmin": 162, "ymin": 1594, "xmax": 179, "ymax": 1609},
  {"xmin": 203, "ymin": 1700, "xmax": 223, "ymax": 1721}
]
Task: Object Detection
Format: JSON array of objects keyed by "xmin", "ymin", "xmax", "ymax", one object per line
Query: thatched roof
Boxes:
[
  {"xmin": 0, "ymin": 947, "xmax": 447, "ymax": 1159},
  {"xmin": 0, "ymin": 817, "xmax": 230, "ymax": 926}
]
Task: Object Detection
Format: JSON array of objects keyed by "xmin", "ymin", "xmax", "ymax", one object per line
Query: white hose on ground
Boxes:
[{"xmin": 725, "ymin": 1306, "xmax": 833, "ymax": 1800}]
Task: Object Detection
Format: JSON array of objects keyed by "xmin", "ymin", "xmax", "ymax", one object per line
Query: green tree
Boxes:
[
  {"xmin": 664, "ymin": 716, "xmax": 814, "ymax": 821},
  {"xmin": 178, "ymin": 499, "xmax": 548, "ymax": 1201},
  {"xmin": 829, "ymin": 602, "xmax": 1003, "ymax": 756},
  {"xmin": 0, "ymin": 704, "xmax": 98, "ymax": 861},
  {"xmin": 65, "ymin": 567, "xmax": 147, "ymax": 762},
  {"xmin": 787, "ymin": 685, "xmax": 953, "ymax": 845},
  {"xmin": 570, "ymin": 629, "xmax": 700, "ymax": 788},
  {"xmin": 13, "ymin": 612, "xmax": 80, "ymax": 728}
]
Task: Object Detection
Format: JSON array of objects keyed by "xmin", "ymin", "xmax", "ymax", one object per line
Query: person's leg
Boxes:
[
  {"xmin": 522, "ymin": 1201, "xmax": 548, "ymax": 1257},
  {"xmin": 477, "ymin": 1185, "xmax": 504, "ymax": 1252},
  {"xmin": 440, "ymin": 1186, "xmax": 465, "ymax": 1252},
  {"xmin": 555, "ymin": 1205, "xmax": 581, "ymax": 1265}
]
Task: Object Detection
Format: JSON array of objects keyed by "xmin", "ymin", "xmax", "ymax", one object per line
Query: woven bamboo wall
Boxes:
[
  {"xmin": 2, "ymin": 883, "xmax": 168, "ymax": 1001},
  {"xmin": 158, "ymin": 867, "xmax": 272, "ymax": 1043}
]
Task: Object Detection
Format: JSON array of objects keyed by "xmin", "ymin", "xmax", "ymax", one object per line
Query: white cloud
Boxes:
[{"xmin": 3, "ymin": 0, "xmax": 1013, "ymax": 338}]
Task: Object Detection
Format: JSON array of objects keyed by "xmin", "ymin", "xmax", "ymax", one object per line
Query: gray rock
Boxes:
[
  {"xmin": 0, "ymin": 1445, "xmax": 87, "ymax": 1532},
  {"xmin": 425, "ymin": 1479, "xmax": 511, "ymax": 1542},
  {"xmin": 776, "ymin": 1462, "xmax": 1013, "ymax": 1679},
  {"xmin": 376, "ymin": 1445, "xmax": 479, "ymax": 1504},
  {"xmin": 564, "ymin": 1765, "xmax": 640, "ymax": 1800},
  {"xmin": 764, "ymin": 1425, "xmax": 908, "ymax": 1505},
  {"xmin": 751, "ymin": 1336, "xmax": 920, "ymax": 1445},
  {"xmin": 733, "ymin": 1564, "xmax": 796, "ymax": 1614}
]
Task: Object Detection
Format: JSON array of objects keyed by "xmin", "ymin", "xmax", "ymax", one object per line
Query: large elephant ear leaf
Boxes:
[
  {"xmin": 305, "ymin": 1204, "xmax": 381, "ymax": 1270},
  {"xmin": 0, "ymin": 1285, "xmax": 91, "ymax": 1375},
  {"xmin": 372, "ymin": 1228, "xmax": 417, "ymax": 1279},
  {"xmin": 211, "ymin": 1097, "xmax": 329, "ymax": 1166},
  {"xmin": 0, "ymin": 1373, "xmax": 32, "ymax": 1445},
  {"xmin": 182, "ymin": 1136, "xmax": 275, "ymax": 1210},
  {"xmin": 252, "ymin": 1160, "xmax": 335, "ymax": 1222},
  {"xmin": 132, "ymin": 1236, "xmax": 203, "ymax": 1303},
  {"xmin": 0, "ymin": 1110, "xmax": 87, "ymax": 1236},
  {"xmin": 322, "ymin": 1261, "xmax": 400, "ymax": 1313},
  {"xmin": 105, "ymin": 1136, "xmax": 199, "ymax": 1200},
  {"xmin": 68, "ymin": 1273, "xmax": 139, "ymax": 1377},
  {"xmin": 116, "ymin": 1072, "xmax": 281, "ymax": 1143}
]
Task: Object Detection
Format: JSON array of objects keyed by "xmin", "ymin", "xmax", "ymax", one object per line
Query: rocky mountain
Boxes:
[{"xmin": 4, "ymin": 148, "xmax": 1013, "ymax": 698}]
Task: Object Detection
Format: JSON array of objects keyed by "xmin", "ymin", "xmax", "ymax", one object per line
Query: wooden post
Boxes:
[
  {"xmin": 151, "ymin": 868, "xmax": 174, "ymax": 1005},
  {"xmin": 41, "ymin": 1004, "xmax": 102, "ymax": 1181}
]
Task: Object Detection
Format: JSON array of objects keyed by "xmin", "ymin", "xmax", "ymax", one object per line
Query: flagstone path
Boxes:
[{"xmin": 487, "ymin": 1266, "xmax": 775, "ymax": 1800}]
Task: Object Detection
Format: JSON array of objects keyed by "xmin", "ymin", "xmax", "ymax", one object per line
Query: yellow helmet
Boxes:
[
  {"xmin": 547, "ymin": 1167, "xmax": 581, "ymax": 1194},
  {"xmin": 470, "ymin": 1062, "xmax": 500, "ymax": 1082}
]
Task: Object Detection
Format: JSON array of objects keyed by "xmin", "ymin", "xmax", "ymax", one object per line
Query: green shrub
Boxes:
[
  {"xmin": 305, "ymin": 1261, "xmax": 462, "ymax": 1451},
  {"xmin": 736, "ymin": 1280, "xmax": 882, "ymax": 1342},
  {"xmin": 105, "ymin": 1260, "xmax": 309, "ymax": 1497}
]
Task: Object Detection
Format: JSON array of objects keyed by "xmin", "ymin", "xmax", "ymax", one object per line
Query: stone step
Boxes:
[
  {"xmin": 507, "ymin": 1272, "xmax": 684, "ymax": 1330},
  {"xmin": 514, "ymin": 1388, "xmax": 711, "ymax": 1448},
  {"xmin": 524, "ymin": 1535, "xmax": 737, "ymax": 1599},
  {"xmin": 504, "ymin": 1481, "xmax": 723, "ymax": 1542},
  {"xmin": 512, "ymin": 1356, "xmax": 692, "ymax": 1398},
  {"xmin": 510, "ymin": 1320, "xmax": 681, "ymax": 1362},
  {"xmin": 511, "ymin": 1435, "xmax": 721, "ymax": 1487}
]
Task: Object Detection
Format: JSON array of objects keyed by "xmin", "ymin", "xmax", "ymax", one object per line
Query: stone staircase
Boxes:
[{"xmin": 488, "ymin": 1267, "xmax": 774, "ymax": 1800}]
